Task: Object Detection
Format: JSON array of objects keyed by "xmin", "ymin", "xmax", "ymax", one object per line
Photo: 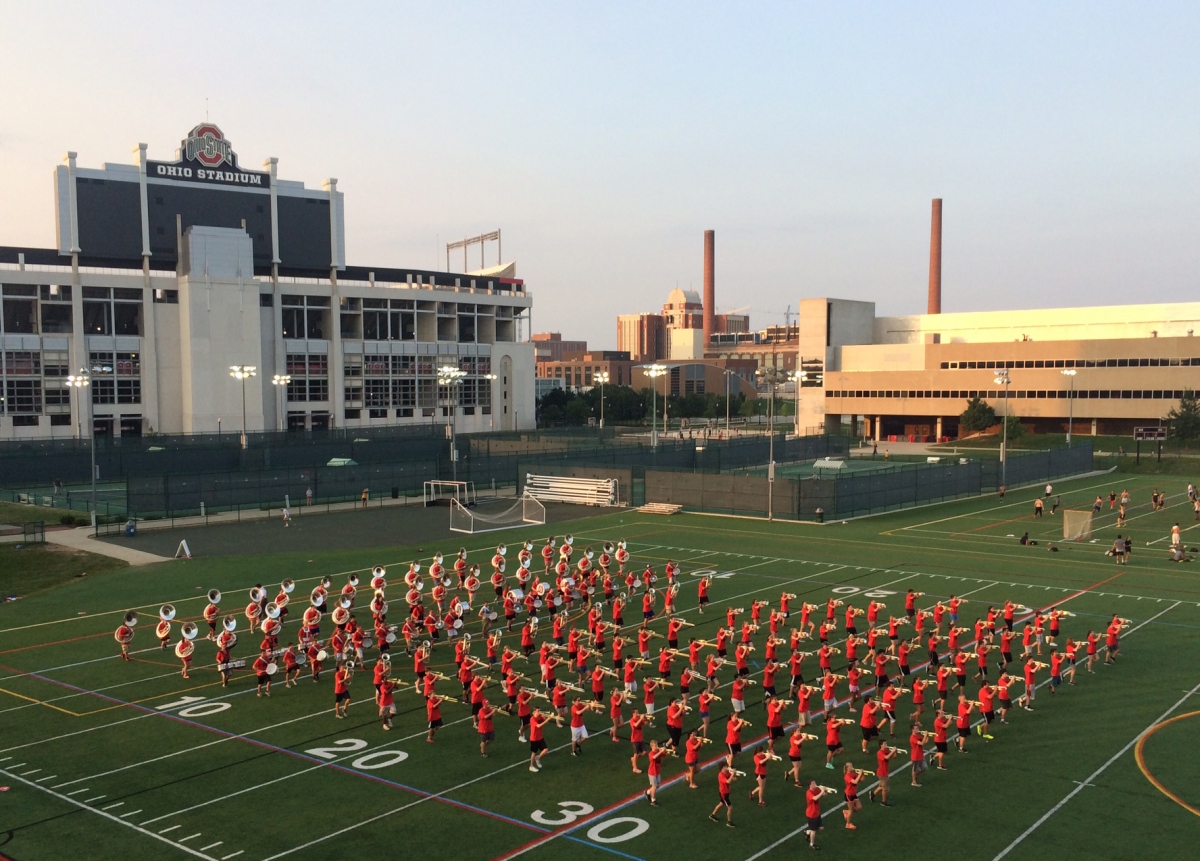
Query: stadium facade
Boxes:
[{"xmin": 0, "ymin": 124, "xmax": 534, "ymax": 440}]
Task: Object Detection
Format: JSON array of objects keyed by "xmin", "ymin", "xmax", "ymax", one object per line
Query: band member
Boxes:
[
  {"xmin": 629, "ymin": 709, "xmax": 649, "ymax": 773},
  {"xmin": 976, "ymin": 680, "xmax": 996, "ymax": 739},
  {"xmin": 217, "ymin": 645, "xmax": 233, "ymax": 687},
  {"xmin": 644, "ymin": 739, "xmax": 669, "ymax": 806},
  {"xmin": 333, "ymin": 663, "xmax": 352, "ymax": 719},
  {"xmin": 825, "ymin": 716, "xmax": 854, "ymax": 769},
  {"xmin": 804, "ymin": 781, "xmax": 837, "ymax": 849},
  {"xmin": 709, "ymin": 764, "xmax": 739, "ymax": 826},
  {"xmin": 478, "ymin": 700, "xmax": 497, "ymax": 757},
  {"xmin": 176, "ymin": 640, "xmax": 193, "ymax": 679},
  {"xmin": 203, "ymin": 600, "xmax": 220, "ymax": 639},
  {"xmin": 283, "ymin": 642, "xmax": 301, "ymax": 687},
  {"xmin": 156, "ymin": 618, "xmax": 172, "ymax": 651},
  {"xmin": 426, "ymin": 693, "xmax": 447, "ymax": 743},
  {"xmin": 868, "ymin": 740, "xmax": 900, "ymax": 806},
  {"xmin": 786, "ymin": 727, "xmax": 817, "ymax": 785},
  {"xmin": 114, "ymin": 621, "xmax": 134, "ymax": 661},
  {"xmin": 253, "ymin": 649, "xmax": 272, "ymax": 697},
  {"xmin": 528, "ymin": 709, "xmax": 560, "ymax": 772},
  {"xmin": 376, "ymin": 676, "xmax": 397, "ymax": 731},
  {"xmin": 955, "ymin": 693, "xmax": 976, "ymax": 752},
  {"xmin": 750, "ymin": 747, "xmax": 779, "ymax": 806},
  {"xmin": 842, "ymin": 762, "xmax": 864, "ymax": 830},
  {"xmin": 697, "ymin": 575, "xmax": 711, "ymax": 613},
  {"xmin": 931, "ymin": 709, "xmax": 953, "ymax": 770},
  {"xmin": 697, "ymin": 689, "xmax": 717, "ymax": 738},
  {"xmin": 570, "ymin": 698, "xmax": 602, "ymax": 756},
  {"xmin": 307, "ymin": 640, "xmax": 324, "ymax": 682},
  {"xmin": 909, "ymin": 724, "xmax": 934, "ymax": 786}
]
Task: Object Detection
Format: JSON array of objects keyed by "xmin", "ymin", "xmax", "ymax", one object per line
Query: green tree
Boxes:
[
  {"xmin": 959, "ymin": 396, "xmax": 997, "ymax": 434},
  {"xmin": 1003, "ymin": 414, "xmax": 1025, "ymax": 441},
  {"xmin": 564, "ymin": 398, "xmax": 593, "ymax": 426},
  {"xmin": 1168, "ymin": 389, "xmax": 1200, "ymax": 444}
]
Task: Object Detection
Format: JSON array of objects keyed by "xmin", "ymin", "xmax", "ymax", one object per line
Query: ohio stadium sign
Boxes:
[{"xmin": 147, "ymin": 123, "xmax": 270, "ymax": 188}]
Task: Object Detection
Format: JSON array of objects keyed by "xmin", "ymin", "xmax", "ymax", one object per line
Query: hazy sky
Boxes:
[{"xmin": 3, "ymin": 3, "xmax": 1197, "ymax": 348}]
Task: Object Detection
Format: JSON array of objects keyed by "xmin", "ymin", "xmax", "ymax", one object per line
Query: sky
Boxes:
[{"xmin": 2, "ymin": 2, "xmax": 1198, "ymax": 348}]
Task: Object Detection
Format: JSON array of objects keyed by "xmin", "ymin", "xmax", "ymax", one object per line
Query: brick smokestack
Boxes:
[
  {"xmin": 927, "ymin": 199, "xmax": 942, "ymax": 315},
  {"xmin": 703, "ymin": 229, "xmax": 715, "ymax": 345}
]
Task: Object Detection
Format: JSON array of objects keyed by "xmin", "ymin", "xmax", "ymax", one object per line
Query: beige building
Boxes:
[{"xmin": 795, "ymin": 299, "xmax": 1200, "ymax": 439}]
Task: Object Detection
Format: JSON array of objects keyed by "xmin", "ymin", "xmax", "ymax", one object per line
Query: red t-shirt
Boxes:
[
  {"xmin": 570, "ymin": 702, "xmax": 587, "ymax": 728},
  {"xmin": 334, "ymin": 670, "xmax": 349, "ymax": 694},
  {"xmin": 806, "ymin": 787, "xmax": 822, "ymax": 818}
]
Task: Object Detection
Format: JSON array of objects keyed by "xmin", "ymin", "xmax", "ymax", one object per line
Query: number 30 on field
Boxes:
[{"xmin": 530, "ymin": 802, "xmax": 649, "ymax": 843}]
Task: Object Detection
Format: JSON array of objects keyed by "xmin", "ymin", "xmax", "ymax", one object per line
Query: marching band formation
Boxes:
[{"xmin": 114, "ymin": 536, "xmax": 1132, "ymax": 850}]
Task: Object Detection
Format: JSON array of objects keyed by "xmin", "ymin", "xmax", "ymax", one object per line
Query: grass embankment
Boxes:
[{"xmin": 0, "ymin": 543, "xmax": 128, "ymax": 599}]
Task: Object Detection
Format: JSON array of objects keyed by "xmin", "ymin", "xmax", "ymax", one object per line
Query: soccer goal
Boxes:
[
  {"xmin": 424, "ymin": 480, "xmax": 476, "ymax": 507},
  {"xmin": 450, "ymin": 491, "xmax": 547, "ymax": 534},
  {"xmin": 1063, "ymin": 510, "xmax": 1094, "ymax": 542}
]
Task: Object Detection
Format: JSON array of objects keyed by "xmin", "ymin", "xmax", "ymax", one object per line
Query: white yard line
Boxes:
[{"xmin": 0, "ymin": 768, "xmax": 217, "ymax": 860}]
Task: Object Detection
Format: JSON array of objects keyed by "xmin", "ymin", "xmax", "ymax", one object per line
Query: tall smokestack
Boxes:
[
  {"xmin": 927, "ymin": 199, "xmax": 942, "ymax": 315},
  {"xmin": 703, "ymin": 229, "xmax": 715, "ymax": 345}
]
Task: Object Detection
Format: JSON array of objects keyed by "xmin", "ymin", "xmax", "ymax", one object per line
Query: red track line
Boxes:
[{"xmin": 0, "ymin": 631, "xmax": 111, "ymax": 656}]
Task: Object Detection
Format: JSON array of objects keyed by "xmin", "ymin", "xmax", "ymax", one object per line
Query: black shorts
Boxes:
[
  {"xmin": 737, "ymin": 667, "xmax": 749, "ymax": 677},
  {"xmin": 614, "ymin": 657, "xmax": 624, "ymax": 670},
  {"xmin": 728, "ymin": 742, "xmax": 742, "ymax": 755},
  {"xmin": 808, "ymin": 815, "xmax": 822, "ymax": 832},
  {"xmin": 717, "ymin": 648, "xmax": 727, "ymax": 658},
  {"xmin": 257, "ymin": 674, "xmax": 269, "ymax": 684},
  {"xmin": 846, "ymin": 626, "xmax": 857, "ymax": 636},
  {"xmin": 999, "ymin": 698, "xmax": 1012, "ymax": 710},
  {"xmin": 862, "ymin": 726, "xmax": 879, "ymax": 741},
  {"xmin": 520, "ymin": 713, "xmax": 531, "ymax": 726},
  {"xmin": 983, "ymin": 710, "xmax": 995, "ymax": 723},
  {"xmin": 956, "ymin": 674, "xmax": 967, "ymax": 687},
  {"xmin": 789, "ymin": 754, "xmax": 802, "ymax": 763},
  {"xmin": 668, "ymin": 726, "xmax": 682, "ymax": 744},
  {"xmin": 958, "ymin": 725, "xmax": 970, "ymax": 739},
  {"xmin": 335, "ymin": 691, "xmax": 350, "ymax": 703},
  {"xmin": 906, "ymin": 608, "xmax": 915, "ymax": 618},
  {"xmin": 633, "ymin": 741, "xmax": 646, "ymax": 754},
  {"xmin": 472, "ymin": 702, "xmax": 483, "ymax": 716},
  {"xmin": 900, "ymin": 664, "xmax": 911, "ymax": 676},
  {"xmin": 827, "ymin": 743, "xmax": 841, "ymax": 753},
  {"xmin": 938, "ymin": 689, "xmax": 949, "ymax": 700},
  {"xmin": 667, "ymin": 639, "xmax": 679, "ymax": 650},
  {"xmin": 480, "ymin": 731, "xmax": 495, "ymax": 742},
  {"xmin": 429, "ymin": 718, "xmax": 443, "ymax": 729},
  {"xmin": 1002, "ymin": 652, "xmax": 1013, "ymax": 664},
  {"xmin": 791, "ymin": 674, "xmax": 805, "ymax": 686},
  {"xmin": 884, "ymin": 710, "xmax": 897, "ymax": 723},
  {"xmin": 935, "ymin": 741, "xmax": 948, "ymax": 753},
  {"xmin": 718, "ymin": 792, "xmax": 731, "ymax": 807},
  {"xmin": 763, "ymin": 685, "xmax": 776, "ymax": 697},
  {"xmin": 877, "ymin": 675, "xmax": 889, "ymax": 689},
  {"xmin": 769, "ymin": 725, "xmax": 784, "ymax": 740},
  {"xmin": 531, "ymin": 739, "xmax": 547, "ymax": 753},
  {"xmin": 699, "ymin": 596, "xmax": 709, "ymax": 606},
  {"xmin": 508, "ymin": 694, "xmax": 518, "ymax": 705}
]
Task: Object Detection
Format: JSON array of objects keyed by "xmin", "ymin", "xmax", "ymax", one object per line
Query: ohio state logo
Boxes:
[{"xmin": 183, "ymin": 124, "xmax": 235, "ymax": 168}]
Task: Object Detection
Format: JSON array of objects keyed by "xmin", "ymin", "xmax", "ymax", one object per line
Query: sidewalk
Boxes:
[{"xmin": 45, "ymin": 525, "xmax": 172, "ymax": 566}]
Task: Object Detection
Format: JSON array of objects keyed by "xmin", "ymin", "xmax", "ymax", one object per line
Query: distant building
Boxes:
[
  {"xmin": 618, "ymin": 287, "xmax": 748, "ymax": 363},
  {"xmin": 537, "ymin": 351, "xmax": 632, "ymax": 392},
  {"xmin": 532, "ymin": 332, "xmax": 587, "ymax": 363},
  {"xmin": 617, "ymin": 313, "xmax": 665, "ymax": 363}
]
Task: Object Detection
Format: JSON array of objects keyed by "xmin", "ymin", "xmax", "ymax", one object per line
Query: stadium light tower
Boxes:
[
  {"xmin": 995, "ymin": 369, "xmax": 1012, "ymax": 487},
  {"xmin": 66, "ymin": 368, "xmax": 96, "ymax": 530},
  {"xmin": 645, "ymin": 364, "xmax": 668, "ymax": 449},
  {"xmin": 229, "ymin": 365, "xmax": 257, "ymax": 450},
  {"xmin": 595, "ymin": 371, "xmax": 610, "ymax": 428},
  {"xmin": 1061, "ymin": 369, "xmax": 1077, "ymax": 445},
  {"xmin": 757, "ymin": 366, "xmax": 789, "ymax": 520},
  {"xmin": 438, "ymin": 364, "xmax": 467, "ymax": 480},
  {"xmin": 271, "ymin": 374, "xmax": 291, "ymax": 432}
]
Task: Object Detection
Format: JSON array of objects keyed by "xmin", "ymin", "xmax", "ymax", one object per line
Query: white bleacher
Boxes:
[
  {"xmin": 524, "ymin": 474, "xmax": 619, "ymax": 507},
  {"xmin": 812, "ymin": 458, "xmax": 846, "ymax": 471}
]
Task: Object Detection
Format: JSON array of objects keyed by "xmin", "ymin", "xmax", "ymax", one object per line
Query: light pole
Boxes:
[
  {"xmin": 1061, "ymin": 369, "xmax": 1076, "ymax": 445},
  {"xmin": 595, "ymin": 371, "xmax": 610, "ymax": 428},
  {"xmin": 271, "ymin": 374, "xmax": 291, "ymax": 432},
  {"xmin": 229, "ymin": 365, "xmax": 257, "ymax": 449},
  {"xmin": 481, "ymin": 373, "xmax": 498, "ymax": 432},
  {"xmin": 438, "ymin": 365, "xmax": 467, "ymax": 480},
  {"xmin": 994, "ymin": 369, "xmax": 1012, "ymax": 488},
  {"xmin": 645, "ymin": 364, "xmax": 668, "ymax": 449},
  {"xmin": 66, "ymin": 369, "xmax": 96, "ymax": 530},
  {"xmin": 757, "ymin": 366, "xmax": 788, "ymax": 520}
]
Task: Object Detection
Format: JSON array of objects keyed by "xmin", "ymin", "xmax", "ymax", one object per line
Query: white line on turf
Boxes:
[
  {"xmin": 992, "ymin": 677, "xmax": 1200, "ymax": 860},
  {"xmin": 0, "ymin": 768, "xmax": 218, "ymax": 860},
  {"xmin": 1123, "ymin": 601, "xmax": 1180, "ymax": 635},
  {"xmin": 178, "ymin": 833, "xmax": 202, "ymax": 843},
  {"xmin": 158, "ymin": 825, "xmax": 181, "ymax": 834},
  {"xmin": 200, "ymin": 842, "xmax": 223, "ymax": 851},
  {"xmin": 119, "ymin": 809, "xmax": 142, "ymax": 818}
]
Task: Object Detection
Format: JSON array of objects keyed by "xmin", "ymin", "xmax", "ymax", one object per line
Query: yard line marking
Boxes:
[
  {"xmin": 18, "ymin": 768, "xmax": 40, "ymax": 775},
  {"xmin": 221, "ymin": 852, "xmax": 244, "ymax": 860},
  {"xmin": 119, "ymin": 809, "xmax": 142, "ymax": 818},
  {"xmin": 993, "ymin": 678, "xmax": 1200, "ymax": 860},
  {"xmin": 101, "ymin": 801, "xmax": 124, "ymax": 810},
  {"xmin": 1123, "ymin": 601, "xmax": 1180, "ymax": 636},
  {"xmin": 0, "ymin": 668, "xmax": 189, "ymax": 716},
  {"xmin": 66, "ymin": 788, "xmax": 90, "ymax": 796},
  {"xmin": 200, "ymin": 842, "xmax": 223, "ymax": 851},
  {"xmin": 83, "ymin": 795, "xmax": 106, "ymax": 803},
  {"xmin": 158, "ymin": 825, "xmax": 182, "ymax": 834},
  {"xmin": 0, "ymin": 768, "xmax": 215, "ymax": 860},
  {"xmin": 178, "ymin": 833, "xmax": 203, "ymax": 843},
  {"xmin": 34, "ymin": 775, "xmax": 57, "ymax": 782}
]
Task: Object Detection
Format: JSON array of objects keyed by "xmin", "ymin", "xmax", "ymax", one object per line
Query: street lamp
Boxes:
[
  {"xmin": 229, "ymin": 365, "xmax": 257, "ymax": 449},
  {"xmin": 480, "ymin": 373, "xmax": 498, "ymax": 432},
  {"xmin": 645, "ymin": 364, "xmax": 668, "ymax": 449},
  {"xmin": 994, "ymin": 369, "xmax": 1012, "ymax": 488},
  {"xmin": 66, "ymin": 369, "xmax": 96, "ymax": 530},
  {"xmin": 595, "ymin": 371, "xmax": 610, "ymax": 428},
  {"xmin": 438, "ymin": 364, "xmax": 467, "ymax": 480},
  {"xmin": 1061, "ymin": 369, "xmax": 1077, "ymax": 445},
  {"xmin": 271, "ymin": 374, "xmax": 291, "ymax": 432},
  {"xmin": 757, "ymin": 366, "xmax": 789, "ymax": 520}
]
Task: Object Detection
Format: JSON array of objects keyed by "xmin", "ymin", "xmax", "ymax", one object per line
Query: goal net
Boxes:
[
  {"xmin": 1063, "ymin": 510, "xmax": 1094, "ymax": 542},
  {"xmin": 424, "ymin": 480, "xmax": 475, "ymax": 507},
  {"xmin": 450, "ymin": 492, "xmax": 547, "ymax": 534}
]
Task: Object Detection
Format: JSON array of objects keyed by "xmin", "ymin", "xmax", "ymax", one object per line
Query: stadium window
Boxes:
[
  {"xmin": 1153, "ymin": 390, "xmax": 1164, "ymax": 399},
  {"xmin": 1037, "ymin": 390, "xmax": 1047, "ymax": 398},
  {"xmin": 1138, "ymin": 358, "xmax": 1150, "ymax": 367},
  {"xmin": 1120, "ymin": 390, "xmax": 1132, "ymax": 399},
  {"xmin": 940, "ymin": 362, "xmax": 949, "ymax": 369}
]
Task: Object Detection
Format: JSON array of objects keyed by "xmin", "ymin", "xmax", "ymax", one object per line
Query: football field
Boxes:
[{"xmin": 2, "ymin": 473, "xmax": 1199, "ymax": 860}]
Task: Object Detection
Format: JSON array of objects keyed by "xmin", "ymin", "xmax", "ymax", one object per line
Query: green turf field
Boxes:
[{"xmin": 2, "ymin": 473, "xmax": 1199, "ymax": 861}]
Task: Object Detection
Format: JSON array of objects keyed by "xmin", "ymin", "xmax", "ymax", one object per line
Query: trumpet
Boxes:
[
  {"xmin": 732, "ymin": 769, "xmax": 747, "ymax": 777},
  {"xmin": 761, "ymin": 752, "xmax": 783, "ymax": 761}
]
